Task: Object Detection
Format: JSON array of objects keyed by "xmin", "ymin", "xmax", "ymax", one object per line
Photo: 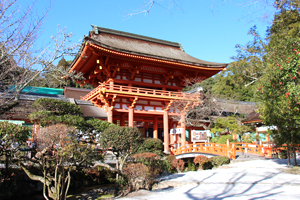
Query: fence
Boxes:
[{"xmin": 171, "ymin": 141, "xmax": 274, "ymax": 159}]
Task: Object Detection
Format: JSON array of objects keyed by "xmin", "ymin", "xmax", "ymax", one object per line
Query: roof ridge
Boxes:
[{"xmin": 91, "ymin": 25, "xmax": 183, "ymax": 49}]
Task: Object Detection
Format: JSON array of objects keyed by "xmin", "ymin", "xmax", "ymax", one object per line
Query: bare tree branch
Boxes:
[
  {"xmin": 0, "ymin": 0, "xmax": 80, "ymax": 114},
  {"xmin": 125, "ymin": 0, "xmax": 280, "ymax": 22},
  {"xmin": 170, "ymin": 90, "xmax": 222, "ymax": 128}
]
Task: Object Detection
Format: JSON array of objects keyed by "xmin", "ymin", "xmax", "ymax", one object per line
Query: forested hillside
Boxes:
[
  {"xmin": 198, "ymin": 26, "xmax": 266, "ymax": 102},
  {"xmin": 199, "ymin": 1, "xmax": 300, "ymax": 103}
]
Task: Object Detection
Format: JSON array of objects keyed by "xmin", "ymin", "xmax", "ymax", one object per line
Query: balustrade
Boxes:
[
  {"xmin": 171, "ymin": 142, "xmax": 275, "ymax": 160},
  {"xmin": 82, "ymin": 83, "xmax": 199, "ymax": 101}
]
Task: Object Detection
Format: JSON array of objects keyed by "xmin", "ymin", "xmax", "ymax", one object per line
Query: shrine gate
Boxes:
[{"xmin": 69, "ymin": 25, "xmax": 227, "ymax": 153}]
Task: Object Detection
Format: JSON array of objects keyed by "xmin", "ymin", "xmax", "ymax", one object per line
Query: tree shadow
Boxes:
[
  {"xmin": 158, "ymin": 173, "xmax": 186, "ymax": 181},
  {"xmin": 183, "ymin": 169, "xmax": 287, "ymax": 200},
  {"xmin": 269, "ymin": 158, "xmax": 300, "ymax": 167}
]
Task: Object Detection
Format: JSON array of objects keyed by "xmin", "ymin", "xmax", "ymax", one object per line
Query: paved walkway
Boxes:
[{"xmin": 120, "ymin": 158, "xmax": 300, "ymax": 200}]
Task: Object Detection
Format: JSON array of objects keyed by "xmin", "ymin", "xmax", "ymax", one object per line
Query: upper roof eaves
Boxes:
[{"xmin": 91, "ymin": 25, "xmax": 183, "ymax": 49}]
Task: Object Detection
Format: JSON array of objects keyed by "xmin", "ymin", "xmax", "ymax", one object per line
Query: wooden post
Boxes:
[
  {"xmin": 232, "ymin": 144, "xmax": 236, "ymax": 159},
  {"xmin": 109, "ymin": 80, "xmax": 114, "ymax": 90},
  {"xmin": 120, "ymin": 113, "xmax": 125, "ymax": 126},
  {"xmin": 163, "ymin": 110, "xmax": 169, "ymax": 153},
  {"xmin": 233, "ymin": 134, "xmax": 237, "ymax": 140},
  {"xmin": 227, "ymin": 139, "xmax": 230, "ymax": 157},
  {"xmin": 128, "ymin": 107, "xmax": 134, "ymax": 127},
  {"xmin": 153, "ymin": 116, "xmax": 158, "ymax": 139},
  {"xmin": 181, "ymin": 113, "xmax": 186, "ymax": 146},
  {"xmin": 259, "ymin": 140, "xmax": 263, "ymax": 156},
  {"xmin": 107, "ymin": 107, "xmax": 113, "ymax": 123}
]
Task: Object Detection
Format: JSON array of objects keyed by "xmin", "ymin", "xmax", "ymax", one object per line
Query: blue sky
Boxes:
[{"xmin": 30, "ymin": 0, "xmax": 275, "ymax": 64}]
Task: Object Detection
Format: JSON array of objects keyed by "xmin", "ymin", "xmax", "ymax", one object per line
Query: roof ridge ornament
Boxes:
[{"xmin": 92, "ymin": 24, "xmax": 99, "ymax": 34}]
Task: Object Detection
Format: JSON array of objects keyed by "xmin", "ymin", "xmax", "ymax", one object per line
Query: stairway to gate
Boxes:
[{"xmin": 171, "ymin": 142, "xmax": 273, "ymax": 160}]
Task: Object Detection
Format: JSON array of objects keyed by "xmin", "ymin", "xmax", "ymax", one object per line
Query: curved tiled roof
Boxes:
[{"xmin": 84, "ymin": 25, "xmax": 227, "ymax": 68}]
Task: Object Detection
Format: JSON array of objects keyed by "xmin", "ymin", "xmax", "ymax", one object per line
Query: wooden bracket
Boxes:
[
  {"xmin": 111, "ymin": 94, "xmax": 117, "ymax": 106},
  {"xmin": 164, "ymin": 100, "xmax": 173, "ymax": 111},
  {"xmin": 129, "ymin": 96, "xmax": 138, "ymax": 109},
  {"xmin": 127, "ymin": 66, "xmax": 140, "ymax": 80},
  {"xmin": 162, "ymin": 72, "xmax": 174, "ymax": 85}
]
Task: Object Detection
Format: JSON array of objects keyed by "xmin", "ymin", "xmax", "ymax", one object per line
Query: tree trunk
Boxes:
[
  {"xmin": 287, "ymin": 145, "xmax": 291, "ymax": 167},
  {"xmin": 43, "ymin": 169, "xmax": 50, "ymax": 200},
  {"xmin": 116, "ymin": 159, "xmax": 119, "ymax": 180},
  {"xmin": 63, "ymin": 170, "xmax": 71, "ymax": 200},
  {"xmin": 293, "ymin": 146, "xmax": 297, "ymax": 166}
]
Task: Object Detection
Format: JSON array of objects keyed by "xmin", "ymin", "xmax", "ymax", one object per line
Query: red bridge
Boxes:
[{"xmin": 171, "ymin": 142, "xmax": 273, "ymax": 159}]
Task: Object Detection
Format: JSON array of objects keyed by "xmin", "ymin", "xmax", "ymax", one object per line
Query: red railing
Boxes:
[
  {"xmin": 235, "ymin": 143, "xmax": 272, "ymax": 158},
  {"xmin": 171, "ymin": 142, "xmax": 274, "ymax": 159},
  {"xmin": 82, "ymin": 83, "xmax": 199, "ymax": 101},
  {"xmin": 171, "ymin": 143, "xmax": 236, "ymax": 159}
]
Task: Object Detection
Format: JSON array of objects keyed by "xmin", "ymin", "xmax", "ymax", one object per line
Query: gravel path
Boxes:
[{"xmin": 119, "ymin": 158, "xmax": 300, "ymax": 200}]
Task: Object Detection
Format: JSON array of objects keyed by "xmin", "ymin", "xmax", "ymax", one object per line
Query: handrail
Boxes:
[
  {"xmin": 171, "ymin": 142, "xmax": 274, "ymax": 159},
  {"xmin": 81, "ymin": 83, "xmax": 199, "ymax": 101},
  {"xmin": 171, "ymin": 143, "xmax": 229, "ymax": 157}
]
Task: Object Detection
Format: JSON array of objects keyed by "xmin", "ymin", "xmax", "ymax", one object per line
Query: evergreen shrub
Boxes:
[
  {"xmin": 137, "ymin": 138, "xmax": 164, "ymax": 156},
  {"xmin": 211, "ymin": 135, "xmax": 238, "ymax": 144},
  {"xmin": 211, "ymin": 156, "xmax": 230, "ymax": 167},
  {"xmin": 186, "ymin": 159, "xmax": 196, "ymax": 171},
  {"xmin": 131, "ymin": 152, "xmax": 164, "ymax": 175}
]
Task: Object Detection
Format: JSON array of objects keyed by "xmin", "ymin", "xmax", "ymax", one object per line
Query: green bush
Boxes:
[
  {"xmin": 166, "ymin": 154, "xmax": 176, "ymax": 163},
  {"xmin": 211, "ymin": 135, "xmax": 238, "ymax": 144},
  {"xmin": 131, "ymin": 152, "xmax": 164, "ymax": 175},
  {"xmin": 185, "ymin": 159, "xmax": 196, "ymax": 171},
  {"xmin": 202, "ymin": 158, "xmax": 213, "ymax": 170},
  {"xmin": 162, "ymin": 158, "xmax": 172, "ymax": 173},
  {"xmin": 241, "ymin": 134, "xmax": 255, "ymax": 143},
  {"xmin": 211, "ymin": 156, "xmax": 230, "ymax": 167},
  {"xmin": 137, "ymin": 138, "xmax": 164, "ymax": 156}
]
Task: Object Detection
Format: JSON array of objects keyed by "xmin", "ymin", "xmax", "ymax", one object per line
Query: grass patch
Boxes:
[
  {"xmin": 282, "ymin": 166, "xmax": 300, "ymax": 175},
  {"xmin": 97, "ymin": 193, "xmax": 114, "ymax": 199}
]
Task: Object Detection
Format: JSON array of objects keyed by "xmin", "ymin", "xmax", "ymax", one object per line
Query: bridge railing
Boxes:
[
  {"xmin": 172, "ymin": 143, "xmax": 229, "ymax": 157},
  {"xmin": 235, "ymin": 143, "xmax": 272, "ymax": 158},
  {"xmin": 171, "ymin": 142, "xmax": 273, "ymax": 159}
]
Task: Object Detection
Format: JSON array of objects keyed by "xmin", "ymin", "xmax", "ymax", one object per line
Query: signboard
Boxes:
[
  {"xmin": 170, "ymin": 128, "xmax": 183, "ymax": 134},
  {"xmin": 256, "ymin": 126, "xmax": 277, "ymax": 133},
  {"xmin": 191, "ymin": 130, "xmax": 210, "ymax": 142}
]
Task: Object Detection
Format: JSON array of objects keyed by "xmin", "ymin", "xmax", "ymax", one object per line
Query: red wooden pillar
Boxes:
[
  {"xmin": 128, "ymin": 107, "xmax": 134, "ymax": 127},
  {"xmin": 181, "ymin": 114, "xmax": 186, "ymax": 146},
  {"xmin": 109, "ymin": 80, "xmax": 114, "ymax": 90},
  {"xmin": 153, "ymin": 116, "xmax": 158, "ymax": 139},
  {"xmin": 120, "ymin": 113, "xmax": 125, "ymax": 126},
  {"xmin": 163, "ymin": 110, "xmax": 169, "ymax": 153},
  {"xmin": 107, "ymin": 107, "xmax": 113, "ymax": 123}
]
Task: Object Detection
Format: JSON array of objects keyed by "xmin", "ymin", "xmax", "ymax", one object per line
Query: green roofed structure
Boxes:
[
  {"xmin": 19, "ymin": 86, "xmax": 64, "ymax": 95},
  {"xmin": 9, "ymin": 86, "xmax": 64, "ymax": 96}
]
